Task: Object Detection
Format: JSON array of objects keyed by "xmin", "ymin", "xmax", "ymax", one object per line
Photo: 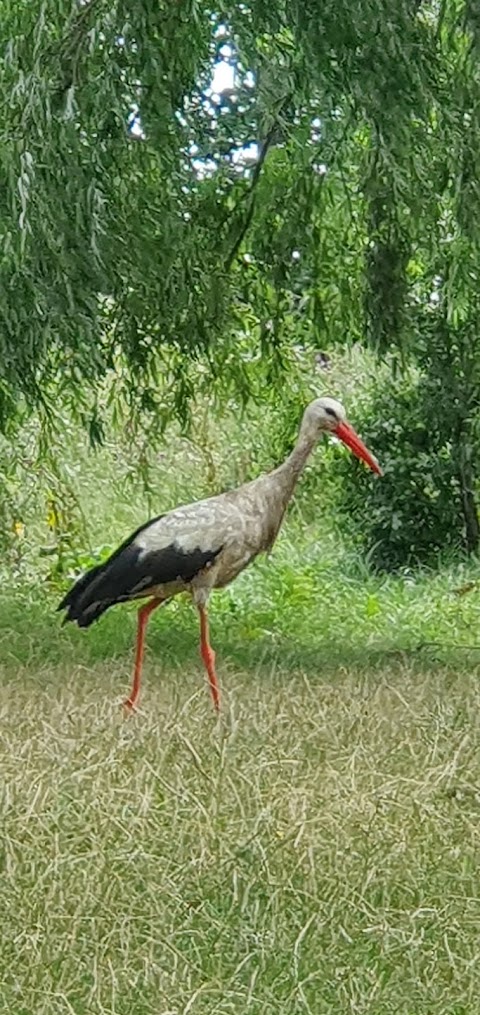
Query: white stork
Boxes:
[{"xmin": 58, "ymin": 396, "xmax": 381, "ymax": 711}]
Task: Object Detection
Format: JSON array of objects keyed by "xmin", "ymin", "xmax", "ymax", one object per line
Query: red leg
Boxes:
[
  {"xmin": 197, "ymin": 604, "xmax": 220, "ymax": 711},
  {"xmin": 123, "ymin": 597, "xmax": 164, "ymax": 711}
]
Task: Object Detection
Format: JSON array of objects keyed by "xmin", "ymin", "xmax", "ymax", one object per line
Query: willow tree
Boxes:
[{"xmin": 2, "ymin": 2, "xmax": 480, "ymax": 554}]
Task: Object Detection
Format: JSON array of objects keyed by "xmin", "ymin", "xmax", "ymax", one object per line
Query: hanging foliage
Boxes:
[{"xmin": 0, "ymin": 0, "xmax": 479, "ymax": 457}]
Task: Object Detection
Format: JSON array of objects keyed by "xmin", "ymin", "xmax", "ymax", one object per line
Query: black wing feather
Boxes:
[{"xmin": 57, "ymin": 514, "xmax": 222, "ymax": 629}]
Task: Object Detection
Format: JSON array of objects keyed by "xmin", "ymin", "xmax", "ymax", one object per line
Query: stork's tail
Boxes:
[{"xmin": 57, "ymin": 561, "xmax": 114, "ymax": 628}]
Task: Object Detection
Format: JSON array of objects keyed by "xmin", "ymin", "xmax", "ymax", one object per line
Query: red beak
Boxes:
[{"xmin": 334, "ymin": 420, "xmax": 383, "ymax": 476}]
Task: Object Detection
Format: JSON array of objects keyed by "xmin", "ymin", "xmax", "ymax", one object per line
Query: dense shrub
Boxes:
[{"xmin": 336, "ymin": 375, "xmax": 480, "ymax": 571}]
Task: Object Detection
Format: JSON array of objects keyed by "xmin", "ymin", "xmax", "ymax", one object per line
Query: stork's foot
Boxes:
[{"xmin": 122, "ymin": 697, "xmax": 138, "ymax": 714}]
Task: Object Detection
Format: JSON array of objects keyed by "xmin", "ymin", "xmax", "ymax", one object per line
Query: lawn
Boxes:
[{"xmin": 2, "ymin": 519, "xmax": 480, "ymax": 1013}]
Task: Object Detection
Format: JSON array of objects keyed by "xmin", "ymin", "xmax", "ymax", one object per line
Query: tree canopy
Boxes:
[{"xmin": 2, "ymin": 1, "xmax": 480, "ymax": 443}]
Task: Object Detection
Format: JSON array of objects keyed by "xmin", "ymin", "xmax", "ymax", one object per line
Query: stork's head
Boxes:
[{"xmin": 303, "ymin": 396, "xmax": 382, "ymax": 475}]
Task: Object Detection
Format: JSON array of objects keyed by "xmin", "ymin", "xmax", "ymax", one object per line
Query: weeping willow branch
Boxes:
[
  {"xmin": 224, "ymin": 94, "xmax": 293, "ymax": 271},
  {"xmin": 55, "ymin": 0, "xmax": 106, "ymax": 94},
  {"xmin": 223, "ymin": 128, "xmax": 277, "ymax": 271}
]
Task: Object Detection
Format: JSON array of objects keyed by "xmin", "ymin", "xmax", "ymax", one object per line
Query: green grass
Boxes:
[{"xmin": 2, "ymin": 516, "xmax": 480, "ymax": 1012}]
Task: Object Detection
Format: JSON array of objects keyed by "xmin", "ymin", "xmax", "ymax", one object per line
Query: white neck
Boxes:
[
  {"xmin": 270, "ymin": 419, "xmax": 320, "ymax": 502},
  {"xmin": 242, "ymin": 417, "xmax": 323, "ymax": 555}
]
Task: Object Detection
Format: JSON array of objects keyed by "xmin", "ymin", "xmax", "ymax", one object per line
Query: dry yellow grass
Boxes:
[{"xmin": 2, "ymin": 655, "xmax": 480, "ymax": 1013}]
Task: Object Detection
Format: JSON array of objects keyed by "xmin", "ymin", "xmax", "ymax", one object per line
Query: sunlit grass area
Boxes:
[
  {"xmin": 2, "ymin": 655, "xmax": 480, "ymax": 1013},
  {"xmin": 2, "ymin": 518, "xmax": 480, "ymax": 678}
]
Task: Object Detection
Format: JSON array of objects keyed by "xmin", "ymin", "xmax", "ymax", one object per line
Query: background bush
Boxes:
[{"xmin": 336, "ymin": 373, "xmax": 480, "ymax": 571}]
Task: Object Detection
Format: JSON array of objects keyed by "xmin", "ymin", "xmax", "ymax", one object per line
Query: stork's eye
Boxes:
[{"xmin": 324, "ymin": 406, "xmax": 338, "ymax": 421}]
